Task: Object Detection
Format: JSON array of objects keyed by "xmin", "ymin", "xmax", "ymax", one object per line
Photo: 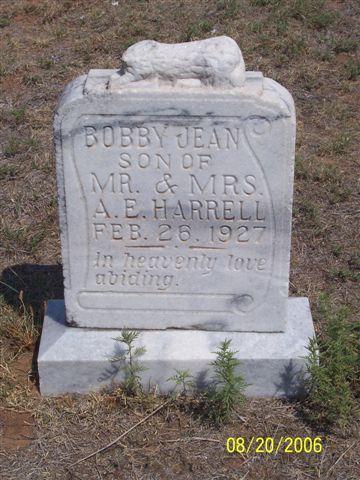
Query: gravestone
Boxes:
[{"xmin": 38, "ymin": 36, "xmax": 314, "ymax": 396}]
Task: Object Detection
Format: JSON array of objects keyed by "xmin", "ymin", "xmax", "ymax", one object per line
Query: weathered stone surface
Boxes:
[
  {"xmin": 55, "ymin": 47, "xmax": 295, "ymax": 331},
  {"xmin": 41, "ymin": 37, "xmax": 315, "ymax": 398},
  {"xmin": 111, "ymin": 36, "xmax": 246, "ymax": 88},
  {"xmin": 38, "ymin": 298, "xmax": 314, "ymax": 397}
]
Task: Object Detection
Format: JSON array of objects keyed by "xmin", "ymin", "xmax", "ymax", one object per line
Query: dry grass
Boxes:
[
  {"xmin": 2, "ymin": 393, "xmax": 360, "ymax": 480},
  {"xmin": 0, "ymin": 0, "xmax": 359, "ymax": 478}
]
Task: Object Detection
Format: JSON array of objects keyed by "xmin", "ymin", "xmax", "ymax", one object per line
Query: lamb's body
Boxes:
[{"xmin": 117, "ymin": 36, "xmax": 245, "ymax": 87}]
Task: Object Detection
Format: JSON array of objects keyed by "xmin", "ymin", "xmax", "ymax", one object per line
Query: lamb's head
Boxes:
[
  {"xmin": 121, "ymin": 40, "xmax": 158, "ymax": 80},
  {"xmin": 122, "ymin": 40, "xmax": 158, "ymax": 66}
]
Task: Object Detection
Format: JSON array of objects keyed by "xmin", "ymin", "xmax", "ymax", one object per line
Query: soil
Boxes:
[
  {"xmin": 0, "ymin": 0, "xmax": 359, "ymax": 478},
  {"xmin": 0, "ymin": 409, "xmax": 34, "ymax": 452}
]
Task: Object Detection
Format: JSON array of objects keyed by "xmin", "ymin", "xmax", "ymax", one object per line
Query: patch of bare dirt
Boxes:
[{"xmin": 0, "ymin": 410, "xmax": 34, "ymax": 453}]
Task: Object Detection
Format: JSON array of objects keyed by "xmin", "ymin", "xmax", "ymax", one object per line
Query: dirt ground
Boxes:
[{"xmin": 0, "ymin": 0, "xmax": 359, "ymax": 479}]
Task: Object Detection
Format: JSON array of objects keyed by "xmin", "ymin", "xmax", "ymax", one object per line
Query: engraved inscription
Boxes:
[{"xmin": 73, "ymin": 115, "xmax": 275, "ymax": 313}]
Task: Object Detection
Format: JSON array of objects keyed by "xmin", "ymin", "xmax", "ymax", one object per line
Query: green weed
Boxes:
[
  {"xmin": 0, "ymin": 222, "xmax": 45, "ymax": 255},
  {"xmin": 250, "ymin": 0, "xmax": 281, "ymax": 6},
  {"xmin": 333, "ymin": 37, "xmax": 358, "ymax": 54},
  {"xmin": 10, "ymin": 107, "xmax": 26, "ymax": 124},
  {"xmin": 328, "ymin": 184, "xmax": 351, "ymax": 205},
  {"xmin": 38, "ymin": 58, "xmax": 54, "ymax": 70},
  {"xmin": 345, "ymin": 59, "xmax": 360, "ymax": 80},
  {"xmin": 28, "ymin": 230, "xmax": 46, "ymax": 254},
  {"xmin": 250, "ymin": 21, "xmax": 262, "ymax": 34},
  {"xmin": 310, "ymin": 10, "xmax": 336, "ymax": 29},
  {"xmin": 275, "ymin": 17, "xmax": 288, "ymax": 35},
  {"xmin": 330, "ymin": 268, "xmax": 359, "ymax": 283},
  {"xmin": 316, "ymin": 47, "xmax": 333, "ymax": 62},
  {"xmin": 290, "ymin": 1, "xmax": 337, "ymax": 29},
  {"xmin": 4, "ymin": 138, "xmax": 23, "ymax": 157},
  {"xmin": 4, "ymin": 136, "xmax": 39, "ymax": 157},
  {"xmin": 122, "ymin": 37, "xmax": 140, "ymax": 50},
  {"xmin": 183, "ymin": 20, "xmax": 214, "ymax": 42},
  {"xmin": 0, "ymin": 16, "xmax": 11, "ymax": 28},
  {"xmin": 295, "ymin": 155, "xmax": 310, "ymax": 180},
  {"xmin": 313, "ymin": 164, "xmax": 338, "ymax": 182},
  {"xmin": 206, "ymin": 339, "xmax": 247, "ymax": 423},
  {"xmin": 297, "ymin": 70, "xmax": 317, "ymax": 90},
  {"xmin": 0, "ymin": 164, "xmax": 18, "ymax": 180},
  {"xmin": 295, "ymin": 198, "xmax": 322, "ymax": 233},
  {"xmin": 218, "ymin": 0, "xmax": 241, "ymax": 18},
  {"xmin": 0, "ymin": 63, "xmax": 8, "ymax": 77},
  {"xmin": 331, "ymin": 245, "xmax": 342, "ymax": 258},
  {"xmin": 167, "ymin": 369, "xmax": 194, "ymax": 396},
  {"xmin": 305, "ymin": 293, "xmax": 359, "ymax": 430},
  {"xmin": 281, "ymin": 35, "xmax": 305, "ymax": 58},
  {"xmin": 111, "ymin": 330, "xmax": 147, "ymax": 396},
  {"xmin": 310, "ymin": 164, "xmax": 351, "ymax": 205},
  {"xmin": 23, "ymin": 138, "xmax": 39, "ymax": 150},
  {"xmin": 23, "ymin": 74, "xmax": 42, "ymax": 86},
  {"xmin": 328, "ymin": 133, "xmax": 350, "ymax": 155},
  {"xmin": 348, "ymin": 254, "xmax": 360, "ymax": 272}
]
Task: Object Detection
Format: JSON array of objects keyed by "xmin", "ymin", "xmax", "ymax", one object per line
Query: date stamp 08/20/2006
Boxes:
[{"xmin": 226, "ymin": 437, "xmax": 323, "ymax": 455}]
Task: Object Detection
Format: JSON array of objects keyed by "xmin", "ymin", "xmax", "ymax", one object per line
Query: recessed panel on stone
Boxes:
[{"xmin": 55, "ymin": 52, "xmax": 295, "ymax": 332}]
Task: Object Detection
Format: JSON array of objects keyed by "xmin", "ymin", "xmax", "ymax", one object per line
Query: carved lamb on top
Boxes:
[{"xmin": 113, "ymin": 36, "xmax": 246, "ymax": 88}]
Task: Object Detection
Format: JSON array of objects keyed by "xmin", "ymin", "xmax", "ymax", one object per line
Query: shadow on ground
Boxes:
[
  {"xmin": 0, "ymin": 264, "xmax": 64, "ymax": 391},
  {"xmin": 0, "ymin": 263, "xmax": 64, "ymax": 326}
]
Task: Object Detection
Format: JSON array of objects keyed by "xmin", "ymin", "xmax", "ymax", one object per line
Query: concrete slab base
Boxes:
[{"xmin": 38, "ymin": 298, "xmax": 314, "ymax": 397}]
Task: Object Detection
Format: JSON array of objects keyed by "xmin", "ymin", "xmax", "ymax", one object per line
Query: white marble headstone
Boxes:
[{"xmin": 55, "ymin": 36, "xmax": 295, "ymax": 331}]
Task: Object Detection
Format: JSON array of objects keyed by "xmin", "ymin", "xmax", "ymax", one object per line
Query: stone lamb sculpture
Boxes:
[{"xmin": 113, "ymin": 36, "xmax": 246, "ymax": 88}]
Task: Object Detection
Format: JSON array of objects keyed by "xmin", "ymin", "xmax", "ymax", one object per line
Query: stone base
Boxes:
[{"xmin": 38, "ymin": 298, "xmax": 314, "ymax": 397}]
